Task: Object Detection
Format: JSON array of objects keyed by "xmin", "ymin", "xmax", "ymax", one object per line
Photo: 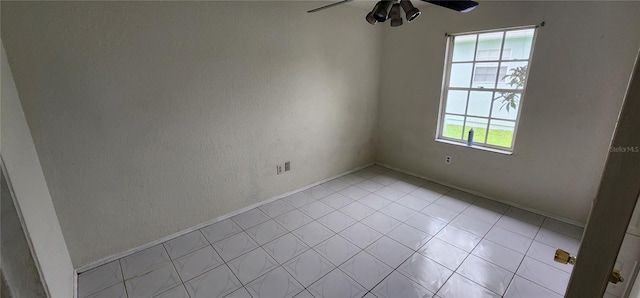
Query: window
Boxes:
[{"xmin": 437, "ymin": 27, "xmax": 537, "ymax": 152}]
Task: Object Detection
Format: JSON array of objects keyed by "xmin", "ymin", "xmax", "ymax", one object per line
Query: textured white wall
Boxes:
[
  {"xmin": 1, "ymin": 44, "xmax": 74, "ymax": 298},
  {"xmin": 376, "ymin": 1, "xmax": 640, "ymax": 224},
  {"xmin": 1, "ymin": 1, "xmax": 381, "ymax": 267}
]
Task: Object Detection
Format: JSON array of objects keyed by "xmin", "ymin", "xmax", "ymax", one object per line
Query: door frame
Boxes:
[
  {"xmin": 1, "ymin": 158, "xmax": 49, "ymax": 297},
  {"xmin": 565, "ymin": 49, "xmax": 640, "ymax": 297}
]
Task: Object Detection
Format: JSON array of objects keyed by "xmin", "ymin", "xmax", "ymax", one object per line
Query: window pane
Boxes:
[
  {"xmin": 487, "ymin": 119, "xmax": 516, "ymax": 147},
  {"xmin": 492, "ymin": 92, "xmax": 520, "ymax": 120},
  {"xmin": 476, "ymin": 32, "xmax": 504, "ymax": 61},
  {"xmin": 472, "ymin": 62, "xmax": 499, "ymax": 88},
  {"xmin": 452, "ymin": 34, "xmax": 477, "ymax": 62},
  {"xmin": 467, "ymin": 91, "xmax": 492, "ymax": 117},
  {"xmin": 442, "ymin": 114, "xmax": 464, "ymax": 139},
  {"xmin": 501, "ymin": 48, "xmax": 513, "ymax": 60},
  {"xmin": 497, "ymin": 61, "xmax": 528, "ymax": 90},
  {"xmin": 477, "ymin": 49, "xmax": 502, "ymax": 61},
  {"xmin": 449, "ymin": 63, "xmax": 473, "ymax": 88},
  {"xmin": 503, "ymin": 29, "xmax": 534, "ymax": 60},
  {"xmin": 445, "ymin": 90, "xmax": 468, "ymax": 114},
  {"xmin": 462, "ymin": 117, "xmax": 488, "ymax": 143}
]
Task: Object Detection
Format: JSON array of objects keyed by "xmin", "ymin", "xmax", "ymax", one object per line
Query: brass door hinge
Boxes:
[
  {"xmin": 554, "ymin": 248, "xmax": 624, "ymax": 284},
  {"xmin": 609, "ymin": 269, "xmax": 624, "ymax": 284},
  {"xmin": 554, "ymin": 248, "xmax": 576, "ymax": 265}
]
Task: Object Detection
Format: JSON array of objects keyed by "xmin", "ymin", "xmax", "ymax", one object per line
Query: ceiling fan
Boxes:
[{"xmin": 308, "ymin": 0, "xmax": 479, "ymax": 27}]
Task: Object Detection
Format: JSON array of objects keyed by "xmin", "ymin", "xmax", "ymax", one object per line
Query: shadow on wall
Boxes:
[
  {"xmin": 1, "ymin": 171, "xmax": 45, "ymax": 298},
  {"xmin": 1, "ymin": 271, "xmax": 11, "ymax": 298}
]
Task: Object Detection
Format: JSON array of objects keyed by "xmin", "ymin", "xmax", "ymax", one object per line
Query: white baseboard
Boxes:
[
  {"xmin": 77, "ymin": 160, "xmax": 584, "ymax": 276},
  {"xmin": 374, "ymin": 162, "xmax": 586, "ymax": 228},
  {"xmin": 75, "ymin": 162, "xmax": 374, "ymax": 274}
]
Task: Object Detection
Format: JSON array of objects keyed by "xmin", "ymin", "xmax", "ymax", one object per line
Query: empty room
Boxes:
[{"xmin": 1, "ymin": 1, "xmax": 640, "ymax": 297}]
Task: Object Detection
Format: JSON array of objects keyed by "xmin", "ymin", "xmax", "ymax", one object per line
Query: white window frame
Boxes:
[{"xmin": 436, "ymin": 25, "xmax": 538, "ymax": 153}]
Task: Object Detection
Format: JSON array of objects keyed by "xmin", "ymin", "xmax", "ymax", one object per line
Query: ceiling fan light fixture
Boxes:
[
  {"xmin": 389, "ymin": 3, "xmax": 403, "ymax": 27},
  {"xmin": 365, "ymin": 11, "xmax": 378, "ymax": 24},
  {"xmin": 373, "ymin": 0, "xmax": 393, "ymax": 22},
  {"xmin": 400, "ymin": 0, "xmax": 421, "ymax": 22}
]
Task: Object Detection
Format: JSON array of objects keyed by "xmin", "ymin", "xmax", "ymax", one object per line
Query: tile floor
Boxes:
[{"xmin": 78, "ymin": 165, "xmax": 583, "ymax": 298}]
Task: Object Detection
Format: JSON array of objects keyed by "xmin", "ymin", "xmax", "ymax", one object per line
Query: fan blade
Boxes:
[
  {"xmin": 307, "ymin": 0, "xmax": 355, "ymax": 13},
  {"xmin": 424, "ymin": 1, "xmax": 479, "ymax": 12}
]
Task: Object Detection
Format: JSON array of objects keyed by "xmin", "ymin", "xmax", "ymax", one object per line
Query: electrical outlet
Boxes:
[
  {"xmin": 445, "ymin": 156, "xmax": 452, "ymax": 164},
  {"xmin": 284, "ymin": 161, "xmax": 290, "ymax": 172},
  {"xmin": 277, "ymin": 164, "xmax": 283, "ymax": 175}
]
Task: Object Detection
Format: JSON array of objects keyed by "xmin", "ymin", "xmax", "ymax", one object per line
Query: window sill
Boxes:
[{"xmin": 435, "ymin": 139, "xmax": 513, "ymax": 155}]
